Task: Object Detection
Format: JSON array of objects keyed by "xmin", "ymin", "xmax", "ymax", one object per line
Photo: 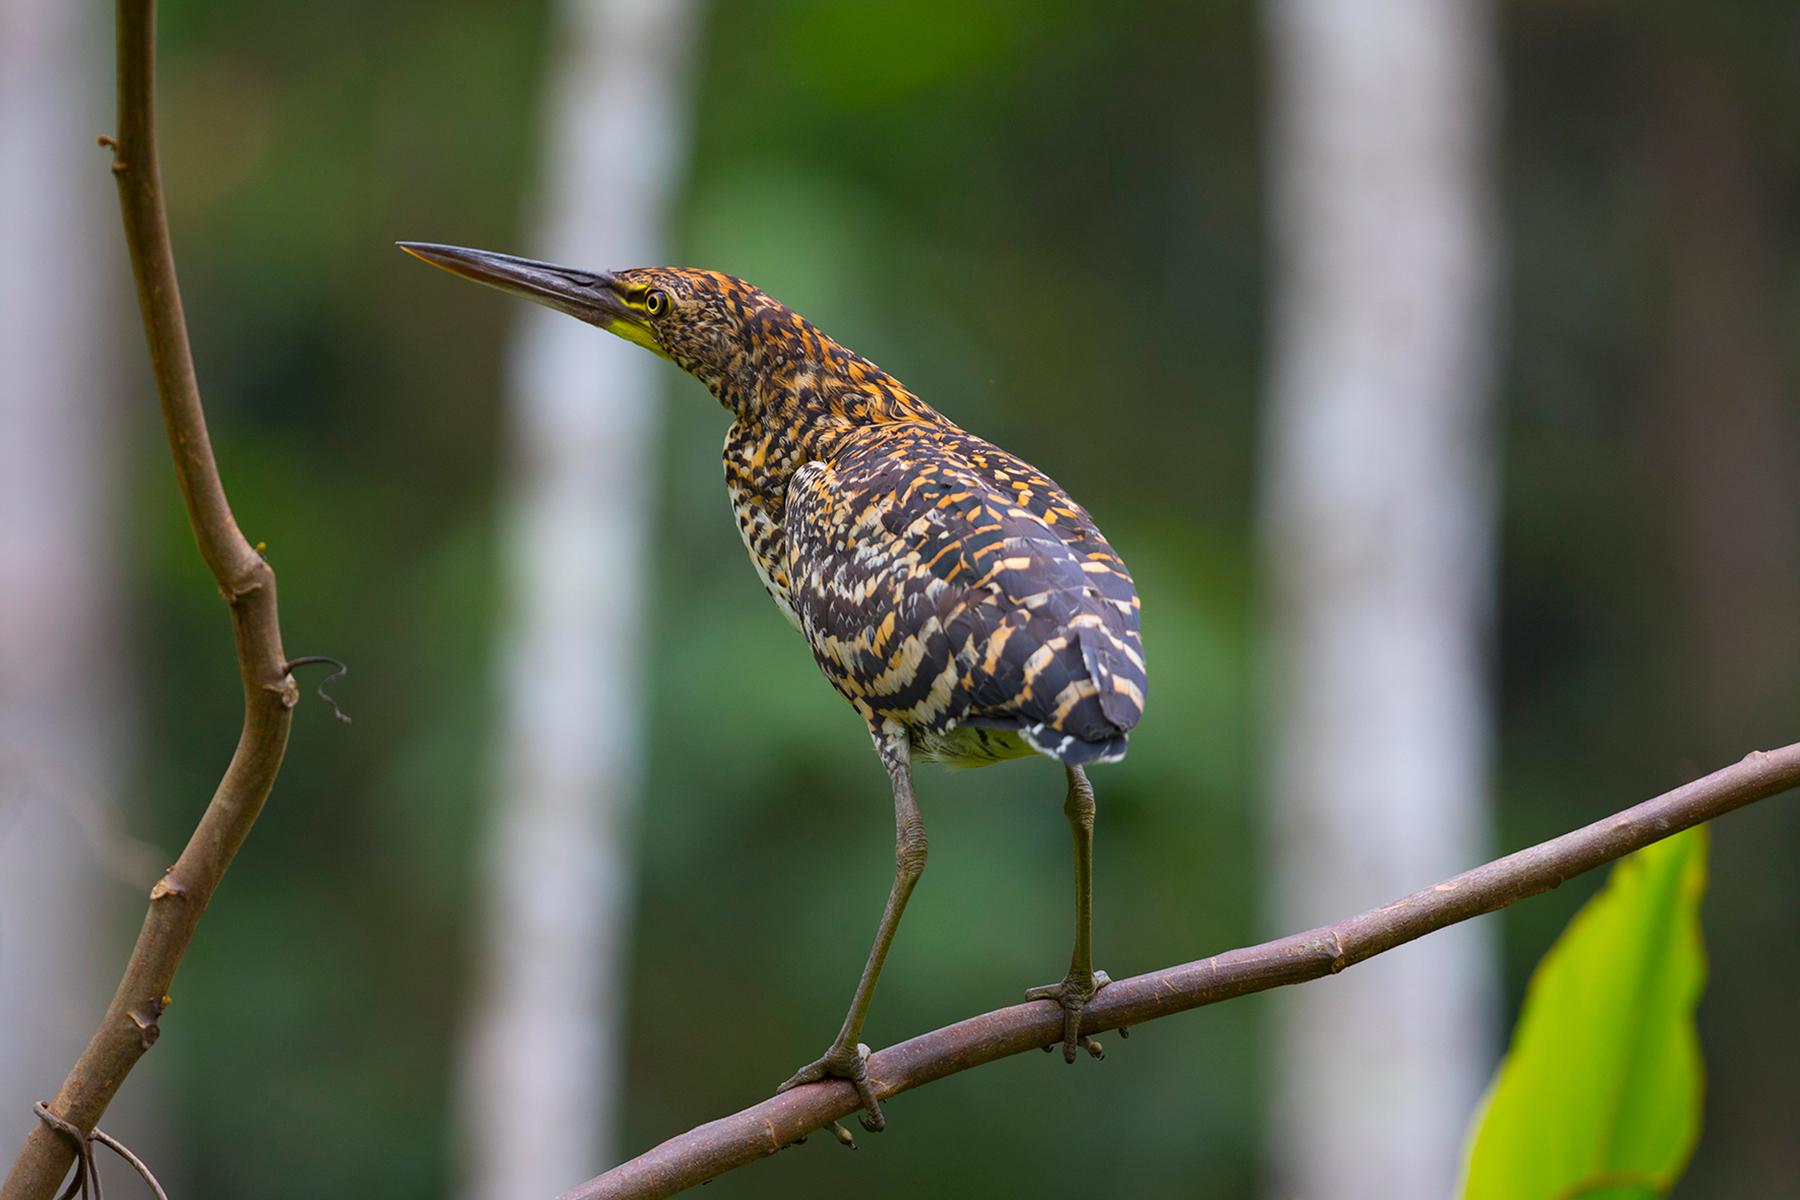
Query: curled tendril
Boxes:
[
  {"xmin": 33, "ymin": 1101, "xmax": 169, "ymax": 1200},
  {"xmin": 283, "ymin": 655, "xmax": 352, "ymax": 723}
]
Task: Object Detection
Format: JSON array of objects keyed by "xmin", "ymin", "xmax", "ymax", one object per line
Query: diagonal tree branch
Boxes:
[
  {"xmin": 1, "ymin": 1, "xmax": 300, "ymax": 1196},
  {"xmin": 562, "ymin": 742, "xmax": 1800, "ymax": 1200}
]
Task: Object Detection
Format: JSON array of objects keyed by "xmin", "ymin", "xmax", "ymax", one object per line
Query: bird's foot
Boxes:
[
  {"xmin": 777, "ymin": 1040, "xmax": 884, "ymax": 1141},
  {"xmin": 1025, "ymin": 968, "xmax": 1113, "ymax": 1063}
]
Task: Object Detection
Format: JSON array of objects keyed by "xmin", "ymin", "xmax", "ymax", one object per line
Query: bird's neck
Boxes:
[
  {"xmin": 716, "ymin": 329, "xmax": 951, "ymax": 461},
  {"xmin": 716, "ymin": 332, "xmax": 953, "ymax": 622}
]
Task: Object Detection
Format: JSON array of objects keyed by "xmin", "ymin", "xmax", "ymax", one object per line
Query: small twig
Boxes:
[
  {"xmin": 30, "ymin": 1105, "xmax": 167, "ymax": 1200},
  {"xmin": 283, "ymin": 656, "xmax": 352, "ymax": 723},
  {"xmin": 559, "ymin": 743, "xmax": 1800, "ymax": 1200},
  {"xmin": 85, "ymin": 1134, "xmax": 166, "ymax": 1200},
  {"xmin": 29, "ymin": 1106, "xmax": 93, "ymax": 1200}
]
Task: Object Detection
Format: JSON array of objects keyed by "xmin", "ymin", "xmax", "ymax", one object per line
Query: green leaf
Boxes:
[{"xmin": 1459, "ymin": 827, "xmax": 1709, "ymax": 1200}]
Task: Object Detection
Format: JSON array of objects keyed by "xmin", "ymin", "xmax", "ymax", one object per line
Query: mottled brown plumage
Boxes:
[
  {"xmin": 400, "ymin": 242, "xmax": 1147, "ymax": 1137},
  {"xmin": 630, "ymin": 266, "xmax": 1148, "ymax": 768}
]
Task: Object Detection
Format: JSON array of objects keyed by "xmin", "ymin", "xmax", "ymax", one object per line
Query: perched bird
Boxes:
[{"xmin": 399, "ymin": 242, "xmax": 1147, "ymax": 1134}]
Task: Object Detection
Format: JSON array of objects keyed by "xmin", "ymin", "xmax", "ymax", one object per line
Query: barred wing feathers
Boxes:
[{"xmin": 783, "ymin": 425, "xmax": 1145, "ymax": 765}]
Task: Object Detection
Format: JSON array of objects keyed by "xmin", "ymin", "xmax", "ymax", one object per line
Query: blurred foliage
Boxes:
[
  {"xmin": 1461, "ymin": 829, "xmax": 1708, "ymax": 1200},
  {"xmin": 62, "ymin": 0, "xmax": 1798, "ymax": 1197}
]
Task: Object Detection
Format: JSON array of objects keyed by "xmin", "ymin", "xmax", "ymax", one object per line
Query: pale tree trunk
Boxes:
[
  {"xmin": 1260, "ymin": 3, "xmax": 1501, "ymax": 1198},
  {"xmin": 0, "ymin": 0, "xmax": 145, "ymax": 1142},
  {"xmin": 453, "ymin": 2, "xmax": 700, "ymax": 1197}
]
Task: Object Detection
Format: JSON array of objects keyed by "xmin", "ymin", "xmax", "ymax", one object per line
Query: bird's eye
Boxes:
[{"xmin": 644, "ymin": 289, "xmax": 669, "ymax": 317}]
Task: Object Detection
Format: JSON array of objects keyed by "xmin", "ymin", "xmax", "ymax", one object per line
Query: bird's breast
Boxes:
[{"xmin": 723, "ymin": 420, "xmax": 804, "ymax": 631}]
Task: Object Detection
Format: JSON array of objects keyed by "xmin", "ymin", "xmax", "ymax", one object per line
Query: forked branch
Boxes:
[
  {"xmin": 562, "ymin": 742, "xmax": 1800, "ymax": 1200},
  {"xmin": 0, "ymin": 1, "xmax": 300, "ymax": 1196}
]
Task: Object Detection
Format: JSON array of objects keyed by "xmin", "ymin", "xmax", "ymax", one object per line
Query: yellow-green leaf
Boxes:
[{"xmin": 1459, "ymin": 827, "xmax": 1708, "ymax": 1200}]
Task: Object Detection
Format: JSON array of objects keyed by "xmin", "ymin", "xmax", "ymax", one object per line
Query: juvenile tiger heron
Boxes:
[{"xmin": 400, "ymin": 243, "xmax": 1148, "ymax": 1135}]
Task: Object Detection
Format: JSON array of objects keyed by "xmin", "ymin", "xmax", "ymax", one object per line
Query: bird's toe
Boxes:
[
  {"xmin": 1025, "ymin": 969, "xmax": 1114, "ymax": 1063},
  {"xmin": 777, "ymin": 1041, "xmax": 884, "ymax": 1143}
]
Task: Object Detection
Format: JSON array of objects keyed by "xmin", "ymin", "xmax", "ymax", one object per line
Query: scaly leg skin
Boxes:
[
  {"xmin": 1026, "ymin": 764, "xmax": 1114, "ymax": 1063},
  {"xmin": 777, "ymin": 724, "xmax": 925, "ymax": 1141}
]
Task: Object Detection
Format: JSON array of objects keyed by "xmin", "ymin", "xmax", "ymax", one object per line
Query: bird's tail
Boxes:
[{"xmin": 1018, "ymin": 721, "xmax": 1130, "ymax": 765}]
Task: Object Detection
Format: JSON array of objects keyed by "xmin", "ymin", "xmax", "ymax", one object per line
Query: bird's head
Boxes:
[{"xmin": 398, "ymin": 242, "xmax": 788, "ymax": 402}]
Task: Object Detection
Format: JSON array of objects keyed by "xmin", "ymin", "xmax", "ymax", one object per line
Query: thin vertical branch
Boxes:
[{"xmin": 1, "ymin": 1, "xmax": 300, "ymax": 1196}]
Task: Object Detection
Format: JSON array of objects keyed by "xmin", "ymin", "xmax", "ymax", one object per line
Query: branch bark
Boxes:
[
  {"xmin": 561, "ymin": 743, "xmax": 1800, "ymax": 1200},
  {"xmin": 1, "ymin": 1, "xmax": 298, "ymax": 1196}
]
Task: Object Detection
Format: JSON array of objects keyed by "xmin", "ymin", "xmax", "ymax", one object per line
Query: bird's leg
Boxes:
[
  {"xmin": 1025, "ymin": 764, "xmax": 1112, "ymax": 1062},
  {"xmin": 777, "ymin": 726, "xmax": 925, "ymax": 1134}
]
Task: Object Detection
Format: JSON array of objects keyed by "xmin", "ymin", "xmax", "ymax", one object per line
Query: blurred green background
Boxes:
[{"xmin": 5, "ymin": 1, "xmax": 1798, "ymax": 1197}]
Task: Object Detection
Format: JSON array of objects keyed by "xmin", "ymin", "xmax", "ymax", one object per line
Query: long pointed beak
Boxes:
[{"xmin": 397, "ymin": 242, "xmax": 654, "ymax": 347}]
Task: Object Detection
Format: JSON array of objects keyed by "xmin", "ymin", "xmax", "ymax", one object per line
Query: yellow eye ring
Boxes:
[{"xmin": 644, "ymin": 289, "xmax": 669, "ymax": 317}]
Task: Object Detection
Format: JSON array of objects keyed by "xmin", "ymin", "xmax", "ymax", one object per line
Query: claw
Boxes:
[
  {"xmin": 1025, "ymin": 969, "xmax": 1112, "ymax": 1063},
  {"xmin": 778, "ymin": 1041, "xmax": 883, "ymax": 1136}
]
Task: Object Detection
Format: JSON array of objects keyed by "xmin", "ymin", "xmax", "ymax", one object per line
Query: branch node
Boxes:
[
  {"xmin": 127, "ymin": 998, "xmax": 164, "ymax": 1049},
  {"xmin": 96, "ymin": 134, "xmax": 117, "ymax": 149},
  {"xmin": 223, "ymin": 572, "xmax": 265, "ymax": 604},
  {"xmin": 147, "ymin": 875, "xmax": 186, "ymax": 902},
  {"xmin": 268, "ymin": 674, "xmax": 302, "ymax": 709}
]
